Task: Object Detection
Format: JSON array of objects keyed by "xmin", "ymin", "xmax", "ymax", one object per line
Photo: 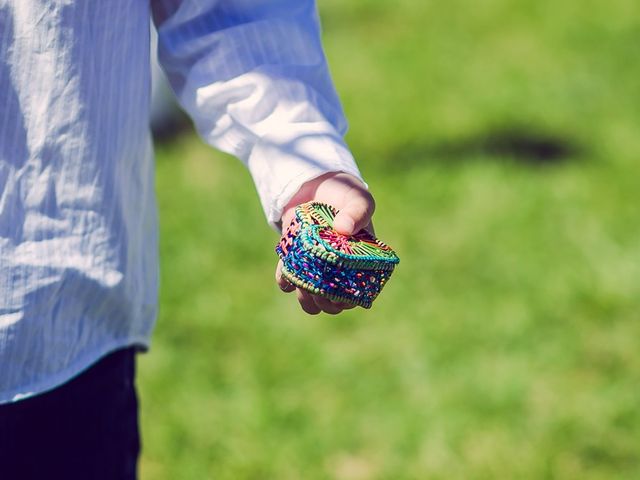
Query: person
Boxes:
[{"xmin": 0, "ymin": 0, "xmax": 375, "ymax": 478}]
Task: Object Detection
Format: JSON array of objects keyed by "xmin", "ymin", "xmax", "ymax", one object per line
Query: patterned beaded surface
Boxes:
[{"xmin": 276, "ymin": 202, "xmax": 399, "ymax": 308}]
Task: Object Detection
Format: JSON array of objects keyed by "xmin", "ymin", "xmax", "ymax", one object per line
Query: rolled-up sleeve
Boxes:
[{"xmin": 151, "ymin": 0, "xmax": 365, "ymax": 229}]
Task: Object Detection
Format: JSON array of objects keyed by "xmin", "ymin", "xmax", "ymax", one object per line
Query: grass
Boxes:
[{"xmin": 138, "ymin": 0, "xmax": 640, "ymax": 478}]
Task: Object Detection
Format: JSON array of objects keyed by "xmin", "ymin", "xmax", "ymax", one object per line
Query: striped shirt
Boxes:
[{"xmin": 0, "ymin": 0, "xmax": 362, "ymax": 403}]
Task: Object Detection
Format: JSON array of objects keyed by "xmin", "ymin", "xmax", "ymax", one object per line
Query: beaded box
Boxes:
[{"xmin": 276, "ymin": 202, "xmax": 399, "ymax": 308}]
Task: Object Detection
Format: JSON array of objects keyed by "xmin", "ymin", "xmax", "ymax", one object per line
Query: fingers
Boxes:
[
  {"xmin": 275, "ymin": 260, "xmax": 295, "ymax": 293},
  {"xmin": 278, "ymin": 261, "xmax": 356, "ymax": 314},
  {"xmin": 296, "ymin": 289, "xmax": 356, "ymax": 315},
  {"xmin": 333, "ymin": 190, "xmax": 376, "ymax": 236},
  {"xmin": 334, "ymin": 301, "xmax": 357, "ymax": 310},
  {"xmin": 313, "ymin": 297, "xmax": 343, "ymax": 315},
  {"xmin": 297, "ymin": 289, "xmax": 321, "ymax": 315},
  {"xmin": 313, "ymin": 297, "xmax": 357, "ymax": 314}
]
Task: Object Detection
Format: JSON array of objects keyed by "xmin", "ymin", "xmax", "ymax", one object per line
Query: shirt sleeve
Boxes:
[{"xmin": 150, "ymin": 0, "xmax": 366, "ymax": 230}]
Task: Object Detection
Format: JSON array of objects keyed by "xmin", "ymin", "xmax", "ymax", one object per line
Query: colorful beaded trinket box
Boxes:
[{"xmin": 276, "ymin": 202, "xmax": 399, "ymax": 308}]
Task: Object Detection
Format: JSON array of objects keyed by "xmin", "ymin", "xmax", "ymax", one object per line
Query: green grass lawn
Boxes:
[{"xmin": 138, "ymin": 0, "xmax": 640, "ymax": 478}]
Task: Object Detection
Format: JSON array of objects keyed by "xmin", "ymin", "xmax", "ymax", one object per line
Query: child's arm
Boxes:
[
  {"xmin": 152, "ymin": 0, "xmax": 374, "ymax": 313},
  {"xmin": 151, "ymin": 0, "xmax": 365, "ymax": 229}
]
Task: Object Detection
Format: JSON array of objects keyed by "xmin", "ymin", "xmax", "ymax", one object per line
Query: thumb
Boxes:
[{"xmin": 333, "ymin": 194, "xmax": 375, "ymax": 235}]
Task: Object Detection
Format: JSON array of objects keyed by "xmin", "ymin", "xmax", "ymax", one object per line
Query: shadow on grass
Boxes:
[{"xmin": 387, "ymin": 125, "xmax": 584, "ymax": 171}]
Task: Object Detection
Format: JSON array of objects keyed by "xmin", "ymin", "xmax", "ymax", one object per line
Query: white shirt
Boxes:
[{"xmin": 0, "ymin": 0, "xmax": 363, "ymax": 403}]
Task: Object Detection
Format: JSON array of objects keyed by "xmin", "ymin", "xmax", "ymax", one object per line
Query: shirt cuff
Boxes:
[{"xmin": 246, "ymin": 125, "xmax": 366, "ymax": 231}]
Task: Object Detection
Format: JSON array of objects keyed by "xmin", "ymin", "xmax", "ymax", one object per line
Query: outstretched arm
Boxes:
[{"xmin": 151, "ymin": 0, "xmax": 374, "ymax": 314}]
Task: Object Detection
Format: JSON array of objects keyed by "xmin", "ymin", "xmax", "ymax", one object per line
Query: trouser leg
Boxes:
[{"xmin": 0, "ymin": 348, "xmax": 140, "ymax": 480}]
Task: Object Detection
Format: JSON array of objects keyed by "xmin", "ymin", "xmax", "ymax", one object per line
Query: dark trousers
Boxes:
[{"xmin": 0, "ymin": 348, "xmax": 140, "ymax": 480}]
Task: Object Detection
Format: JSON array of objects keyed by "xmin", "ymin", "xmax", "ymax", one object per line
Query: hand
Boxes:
[{"xmin": 275, "ymin": 172, "xmax": 375, "ymax": 315}]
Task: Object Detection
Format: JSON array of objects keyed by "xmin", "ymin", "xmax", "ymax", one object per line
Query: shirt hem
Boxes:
[{"xmin": 0, "ymin": 335, "xmax": 151, "ymax": 405}]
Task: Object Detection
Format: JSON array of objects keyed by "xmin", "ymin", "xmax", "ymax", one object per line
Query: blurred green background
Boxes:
[{"xmin": 139, "ymin": 0, "xmax": 640, "ymax": 478}]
